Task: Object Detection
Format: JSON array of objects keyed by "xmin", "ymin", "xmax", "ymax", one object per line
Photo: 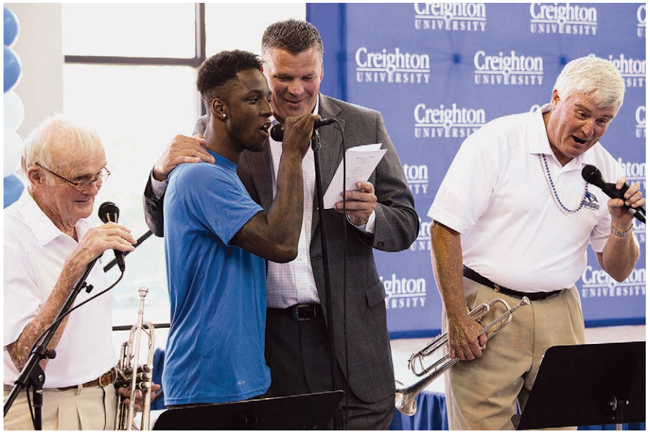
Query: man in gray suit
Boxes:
[{"xmin": 143, "ymin": 19, "xmax": 418, "ymax": 429}]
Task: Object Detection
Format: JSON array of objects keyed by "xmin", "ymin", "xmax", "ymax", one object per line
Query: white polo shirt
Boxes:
[
  {"xmin": 428, "ymin": 104, "xmax": 623, "ymax": 293},
  {"xmin": 4, "ymin": 191, "xmax": 117, "ymax": 388}
]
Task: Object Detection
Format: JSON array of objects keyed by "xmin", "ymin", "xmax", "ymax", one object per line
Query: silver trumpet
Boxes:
[
  {"xmin": 395, "ymin": 296, "xmax": 530, "ymax": 416},
  {"xmin": 115, "ymin": 287, "xmax": 156, "ymax": 430}
]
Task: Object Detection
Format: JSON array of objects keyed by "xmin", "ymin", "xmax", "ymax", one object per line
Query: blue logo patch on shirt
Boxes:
[{"xmin": 582, "ymin": 190, "xmax": 600, "ymax": 211}]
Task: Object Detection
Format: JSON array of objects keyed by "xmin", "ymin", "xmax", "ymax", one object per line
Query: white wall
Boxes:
[{"xmin": 5, "ymin": 3, "xmax": 64, "ymax": 139}]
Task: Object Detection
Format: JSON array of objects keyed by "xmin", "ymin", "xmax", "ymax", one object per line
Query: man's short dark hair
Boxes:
[
  {"xmin": 261, "ymin": 19, "xmax": 323, "ymax": 57},
  {"xmin": 197, "ymin": 49, "xmax": 262, "ymax": 112}
]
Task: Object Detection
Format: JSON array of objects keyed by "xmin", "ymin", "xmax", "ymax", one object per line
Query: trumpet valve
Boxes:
[
  {"xmin": 406, "ymin": 355, "xmax": 417, "ymax": 371},
  {"xmin": 407, "ymin": 354, "xmax": 426, "ymax": 376}
]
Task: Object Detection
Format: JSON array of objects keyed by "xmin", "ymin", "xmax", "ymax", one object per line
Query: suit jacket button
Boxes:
[{"xmin": 377, "ymin": 241, "xmax": 385, "ymax": 247}]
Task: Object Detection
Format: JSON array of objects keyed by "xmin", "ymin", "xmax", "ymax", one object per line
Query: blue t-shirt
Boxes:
[{"xmin": 162, "ymin": 150, "xmax": 270, "ymax": 405}]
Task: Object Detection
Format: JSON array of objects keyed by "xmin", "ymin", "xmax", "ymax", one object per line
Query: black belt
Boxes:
[
  {"xmin": 268, "ymin": 304, "xmax": 322, "ymax": 321},
  {"xmin": 462, "ymin": 266, "xmax": 563, "ymax": 301}
]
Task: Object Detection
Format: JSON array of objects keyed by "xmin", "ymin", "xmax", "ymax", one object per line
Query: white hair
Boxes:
[
  {"xmin": 553, "ymin": 55, "xmax": 625, "ymax": 112},
  {"xmin": 21, "ymin": 115, "xmax": 103, "ymax": 175}
]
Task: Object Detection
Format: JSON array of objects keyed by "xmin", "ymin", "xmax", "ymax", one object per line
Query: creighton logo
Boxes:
[
  {"xmin": 355, "ymin": 47, "xmax": 431, "ymax": 84},
  {"xmin": 530, "ymin": 2, "xmax": 598, "ymax": 35},
  {"xmin": 606, "ymin": 54, "xmax": 646, "ymax": 88},
  {"xmin": 414, "ymin": 103, "xmax": 486, "ymax": 139},
  {"xmin": 382, "ymin": 273, "xmax": 427, "ymax": 309},
  {"xmin": 581, "ymin": 190, "xmax": 599, "ymax": 211},
  {"xmin": 617, "ymin": 157, "xmax": 646, "ymax": 190},
  {"xmin": 410, "ymin": 218, "xmax": 432, "ymax": 252},
  {"xmin": 403, "ymin": 163, "xmax": 429, "ymax": 195},
  {"xmin": 581, "ymin": 266, "xmax": 646, "ymax": 299},
  {"xmin": 474, "ymin": 50, "xmax": 544, "ymax": 86},
  {"xmin": 635, "ymin": 106, "xmax": 646, "ymax": 139},
  {"xmin": 414, "ymin": 3, "xmax": 487, "ymax": 32}
]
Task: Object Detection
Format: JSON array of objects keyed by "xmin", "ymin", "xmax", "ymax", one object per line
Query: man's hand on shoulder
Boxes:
[{"xmin": 152, "ymin": 134, "xmax": 214, "ymax": 182}]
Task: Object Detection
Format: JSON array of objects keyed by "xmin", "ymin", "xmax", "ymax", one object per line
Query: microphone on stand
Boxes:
[
  {"xmin": 581, "ymin": 164, "xmax": 645, "ymax": 223},
  {"xmin": 98, "ymin": 201, "xmax": 126, "ymax": 272},
  {"xmin": 270, "ymin": 118, "xmax": 336, "ymax": 142}
]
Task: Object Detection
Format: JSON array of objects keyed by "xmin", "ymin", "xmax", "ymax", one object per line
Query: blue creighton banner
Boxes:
[{"xmin": 308, "ymin": 3, "xmax": 646, "ymax": 338}]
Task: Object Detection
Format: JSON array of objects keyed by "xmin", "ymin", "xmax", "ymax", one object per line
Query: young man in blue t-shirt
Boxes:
[{"xmin": 162, "ymin": 50, "xmax": 319, "ymax": 406}]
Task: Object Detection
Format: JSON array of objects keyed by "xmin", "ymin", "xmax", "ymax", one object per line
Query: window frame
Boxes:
[{"xmin": 64, "ymin": 3, "xmax": 207, "ymax": 116}]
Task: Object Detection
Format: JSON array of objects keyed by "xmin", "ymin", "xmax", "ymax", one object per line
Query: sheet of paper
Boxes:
[{"xmin": 323, "ymin": 143, "xmax": 386, "ymax": 209}]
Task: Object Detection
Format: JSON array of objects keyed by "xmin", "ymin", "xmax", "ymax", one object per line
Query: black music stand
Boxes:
[
  {"xmin": 152, "ymin": 390, "xmax": 344, "ymax": 430},
  {"xmin": 514, "ymin": 342, "xmax": 645, "ymax": 430}
]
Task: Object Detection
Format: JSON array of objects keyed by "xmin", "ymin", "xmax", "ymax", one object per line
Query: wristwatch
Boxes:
[{"xmin": 611, "ymin": 223, "xmax": 633, "ymax": 237}]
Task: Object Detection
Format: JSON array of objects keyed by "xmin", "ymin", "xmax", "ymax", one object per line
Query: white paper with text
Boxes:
[{"xmin": 323, "ymin": 143, "xmax": 386, "ymax": 208}]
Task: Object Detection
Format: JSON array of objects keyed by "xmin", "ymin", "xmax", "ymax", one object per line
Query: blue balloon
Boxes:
[
  {"xmin": 4, "ymin": 7, "xmax": 19, "ymax": 47},
  {"xmin": 4, "ymin": 46, "xmax": 22, "ymax": 93},
  {"xmin": 4, "ymin": 174, "xmax": 24, "ymax": 208}
]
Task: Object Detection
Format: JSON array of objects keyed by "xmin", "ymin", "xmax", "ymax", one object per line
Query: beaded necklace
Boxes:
[{"xmin": 539, "ymin": 154, "xmax": 588, "ymax": 215}]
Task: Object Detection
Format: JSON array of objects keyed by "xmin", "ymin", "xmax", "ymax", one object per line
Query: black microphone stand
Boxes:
[
  {"xmin": 103, "ymin": 230, "xmax": 153, "ymax": 273},
  {"xmin": 311, "ymin": 130, "xmax": 344, "ymax": 430},
  {"xmin": 3, "ymin": 257, "xmax": 99, "ymax": 429}
]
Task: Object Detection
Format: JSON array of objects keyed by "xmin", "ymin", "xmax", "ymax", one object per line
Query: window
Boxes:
[
  {"xmin": 63, "ymin": 4, "xmax": 197, "ymax": 58},
  {"xmin": 62, "ymin": 3, "xmax": 305, "ymax": 334}
]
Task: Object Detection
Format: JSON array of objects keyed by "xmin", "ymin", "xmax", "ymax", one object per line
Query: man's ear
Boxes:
[
  {"xmin": 26, "ymin": 166, "xmax": 45, "ymax": 188},
  {"xmin": 550, "ymin": 89, "xmax": 561, "ymax": 108},
  {"xmin": 212, "ymin": 98, "xmax": 227, "ymax": 122}
]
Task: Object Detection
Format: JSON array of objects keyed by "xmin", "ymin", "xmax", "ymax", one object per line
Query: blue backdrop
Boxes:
[{"xmin": 308, "ymin": 3, "xmax": 646, "ymax": 338}]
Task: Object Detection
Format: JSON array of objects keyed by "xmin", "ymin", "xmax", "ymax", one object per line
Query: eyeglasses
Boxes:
[{"xmin": 35, "ymin": 163, "xmax": 111, "ymax": 191}]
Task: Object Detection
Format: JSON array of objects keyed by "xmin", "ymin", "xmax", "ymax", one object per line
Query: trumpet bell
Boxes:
[{"xmin": 394, "ymin": 381, "xmax": 417, "ymax": 416}]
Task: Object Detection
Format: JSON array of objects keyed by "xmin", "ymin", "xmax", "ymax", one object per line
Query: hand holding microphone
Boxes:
[
  {"xmin": 582, "ymin": 164, "xmax": 646, "ymax": 224},
  {"xmin": 98, "ymin": 202, "xmax": 133, "ymax": 272},
  {"xmin": 270, "ymin": 113, "xmax": 325, "ymax": 159},
  {"xmin": 270, "ymin": 117, "xmax": 336, "ymax": 142}
]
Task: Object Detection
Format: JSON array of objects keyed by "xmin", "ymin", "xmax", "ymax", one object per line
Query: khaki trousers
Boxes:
[
  {"xmin": 442, "ymin": 278, "xmax": 585, "ymax": 430},
  {"xmin": 4, "ymin": 384, "xmax": 117, "ymax": 430}
]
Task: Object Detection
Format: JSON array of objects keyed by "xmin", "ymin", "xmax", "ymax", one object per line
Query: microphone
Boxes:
[
  {"xmin": 270, "ymin": 117, "xmax": 336, "ymax": 142},
  {"xmin": 98, "ymin": 201, "xmax": 126, "ymax": 272},
  {"xmin": 581, "ymin": 164, "xmax": 646, "ymax": 223}
]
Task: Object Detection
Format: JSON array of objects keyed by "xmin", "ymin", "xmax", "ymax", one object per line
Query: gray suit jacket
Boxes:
[{"xmin": 143, "ymin": 94, "xmax": 418, "ymax": 402}]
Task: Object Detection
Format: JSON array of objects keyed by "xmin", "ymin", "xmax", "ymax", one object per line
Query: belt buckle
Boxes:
[
  {"xmin": 292, "ymin": 304, "xmax": 311, "ymax": 322},
  {"xmin": 98, "ymin": 368, "xmax": 115, "ymax": 387}
]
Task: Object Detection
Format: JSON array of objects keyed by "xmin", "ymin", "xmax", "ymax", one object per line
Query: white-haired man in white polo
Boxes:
[{"xmin": 428, "ymin": 56, "xmax": 644, "ymax": 430}]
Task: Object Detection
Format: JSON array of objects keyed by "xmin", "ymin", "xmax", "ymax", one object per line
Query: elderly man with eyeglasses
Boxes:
[{"xmin": 3, "ymin": 116, "xmax": 139, "ymax": 430}]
